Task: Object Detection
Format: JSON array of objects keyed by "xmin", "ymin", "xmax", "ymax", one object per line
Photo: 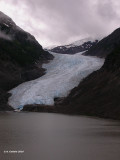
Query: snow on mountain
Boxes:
[
  {"xmin": 8, "ymin": 52, "xmax": 104, "ymax": 109},
  {"xmin": 50, "ymin": 38, "xmax": 98, "ymax": 54},
  {"xmin": 68, "ymin": 37, "xmax": 97, "ymax": 47}
]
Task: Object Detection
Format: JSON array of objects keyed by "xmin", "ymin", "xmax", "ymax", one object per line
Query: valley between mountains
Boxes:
[
  {"xmin": 1, "ymin": 11, "xmax": 120, "ymax": 120},
  {"xmin": 8, "ymin": 52, "xmax": 104, "ymax": 108}
]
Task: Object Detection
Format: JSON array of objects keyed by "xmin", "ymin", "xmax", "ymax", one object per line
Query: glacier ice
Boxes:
[{"xmin": 8, "ymin": 52, "xmax": 104, "ymax": 109}]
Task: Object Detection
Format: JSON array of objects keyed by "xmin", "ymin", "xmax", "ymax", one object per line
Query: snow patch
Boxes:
[
  {"xmin": 8, "ymin": 52, "xmax": 104, "ymax": 109},
  {"xmin": 3, "ymin": 23, "xmax": 9, "ymax": 27},
  {"xmin": 65, "ymin": 37, "xmax": 97, "ymax": 48}
]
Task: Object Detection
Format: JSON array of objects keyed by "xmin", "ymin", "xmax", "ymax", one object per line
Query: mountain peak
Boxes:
[
  {"xmin": 49, "ymin": 38, "xmax": 98, "ymax": 54},
  {"xmin": 69, "ymin": 37, "xmax": 97, "ymax": 47},
  {"xmin": 0, "ymin": 11, "xmax": 15, "ymax": 27}
]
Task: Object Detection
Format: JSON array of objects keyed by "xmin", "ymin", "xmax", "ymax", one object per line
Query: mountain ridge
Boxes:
[{"xmin": 49, "ymin": 38, "xmax": 98, "ymax": 54}]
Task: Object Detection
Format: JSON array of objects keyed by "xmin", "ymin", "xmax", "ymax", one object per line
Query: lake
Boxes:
[{"xmin": 0, "ymin": 112, "xmax": 120, "ymax": 160}]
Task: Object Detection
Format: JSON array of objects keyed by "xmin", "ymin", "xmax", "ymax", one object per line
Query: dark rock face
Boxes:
[
  {"xmin": 0, "ymin": 11, "xmax": 53, "ymax": 110},
  {"xmin": 50, "ymin": 40, "xmax": 98, "ymax": 54},
  {"xmin": 84, "ymin": 28, "xmax": 120, "ymax": 57},
  {"xmin": 0, "ymin": 89, "xmax": 13, "ymax": 111}
]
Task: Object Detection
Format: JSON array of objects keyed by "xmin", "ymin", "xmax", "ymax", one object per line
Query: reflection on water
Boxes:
[{"xmin": 0, "ymin": 112, "xmax": 120, "ymax": 160}]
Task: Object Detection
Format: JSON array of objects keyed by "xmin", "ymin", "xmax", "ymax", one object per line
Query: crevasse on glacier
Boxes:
[{"xmin": 8, "ymin": 52, "xmax": 104, "ymax": 109}]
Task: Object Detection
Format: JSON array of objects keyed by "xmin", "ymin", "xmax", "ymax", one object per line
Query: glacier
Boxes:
[{"xmin": 8, "ymin": 52, "xmax": 104, "ymax": 109}]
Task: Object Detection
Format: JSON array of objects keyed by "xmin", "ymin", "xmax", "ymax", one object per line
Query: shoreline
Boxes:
[{"xmin": 21, "ymin": 104, "xmax": 120, "ymax": 121}]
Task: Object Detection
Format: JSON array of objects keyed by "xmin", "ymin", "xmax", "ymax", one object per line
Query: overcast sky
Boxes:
[{"xmin": 0, "ymin": 0, "xmax": 120, "ymax": 47}]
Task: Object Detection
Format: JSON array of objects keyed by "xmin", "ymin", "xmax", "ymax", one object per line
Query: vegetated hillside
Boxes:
[
  {"xmin": 49, "ymin": 38, "xmax": 98, "ymax": 54},
  {"xmin": 84, "ymin": 28, "xmax": 120, "ymax": 58},
  {"xmin": 0, "ymin": 11, "xmax": 53, "ymax": 110},
  {"xmin": 57, "ymin": 46, "xmax": 120, "ymax": 120}
]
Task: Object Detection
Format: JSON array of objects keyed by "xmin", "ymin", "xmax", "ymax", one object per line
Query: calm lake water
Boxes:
[{"xmin": 0, "ymin": 112, "xmax": 120, "ymax": 160}]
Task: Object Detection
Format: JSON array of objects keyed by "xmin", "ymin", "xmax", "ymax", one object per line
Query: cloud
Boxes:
[
  {"xmin": 0, "ymin": 0, "xmax": 120, "ymax": 47},
  {"xmin": 0, "ymin": 32, "xmax": 12, "ymax": 40},
  {"xmin": 97, "ymin": 0, "xmax": 119, "ymax": 20}
]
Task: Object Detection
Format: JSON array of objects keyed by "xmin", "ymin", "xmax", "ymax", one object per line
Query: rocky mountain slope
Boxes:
[
  {"xmin": 0, "ymin": 11, "xmax": 53, "ymax": 111},
  {"xmin": 84, "ymin": 28, "xmax": 120, "ymax": 57},
  {"xmin": 49, "ymin": 38, "xmax": 98, "ymax": 54}
]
